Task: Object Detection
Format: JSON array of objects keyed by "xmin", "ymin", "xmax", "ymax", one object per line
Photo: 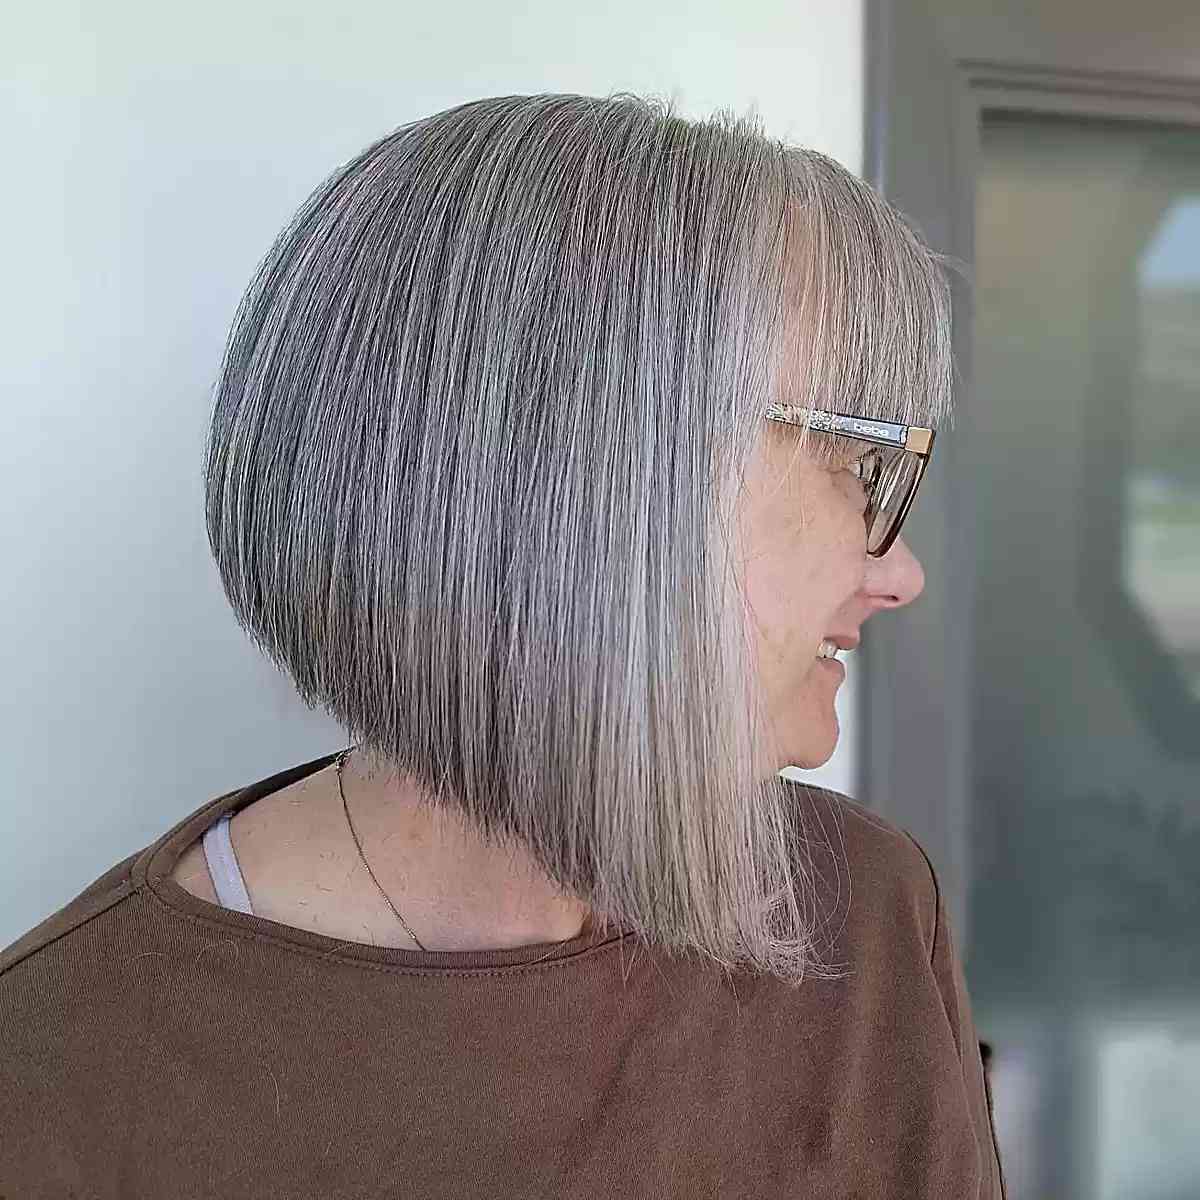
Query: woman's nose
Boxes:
[{"xmin": 864, "ymin": 535, "xmax": 926, "ymax": 609}]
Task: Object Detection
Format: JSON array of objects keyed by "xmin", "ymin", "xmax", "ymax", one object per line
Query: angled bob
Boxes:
[{"xmin": 204, "ymin": 92, "xmax": 954, "ymax": 983}]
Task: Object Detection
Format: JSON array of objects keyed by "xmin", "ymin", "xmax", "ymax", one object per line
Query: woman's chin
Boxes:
[
  {"xmin": 785, "ymin": 747, "xmax": 835, "ymax": 771},
  {"xmin": 778, "ymin": 713, "xmax": 840, "ymax": 771}
]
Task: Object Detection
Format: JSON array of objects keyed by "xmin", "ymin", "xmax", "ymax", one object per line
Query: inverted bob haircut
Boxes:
[{"xmin": 205, "ymin": 92, "xmax": 955, "ymax": 985}]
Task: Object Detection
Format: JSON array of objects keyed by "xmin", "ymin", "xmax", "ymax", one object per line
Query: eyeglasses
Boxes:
[{"xmin": 764, "ymin": 405, "xmax": 936, "ymax": 558}]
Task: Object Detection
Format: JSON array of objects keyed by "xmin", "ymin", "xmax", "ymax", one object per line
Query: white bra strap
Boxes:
[{"xmin": 200, "ymin": 811, "xmax": 255, "ymax": 915}]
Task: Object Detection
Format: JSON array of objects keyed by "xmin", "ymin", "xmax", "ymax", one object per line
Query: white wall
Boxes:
[{"xmin": 1, "ymin": 0, "xmax": 863, "ymax": 943}]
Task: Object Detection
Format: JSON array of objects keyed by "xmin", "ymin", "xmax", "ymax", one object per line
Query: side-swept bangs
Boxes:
[{"xmin": 776, "ymin": 150, "xmax": 957, "ymax": 464}]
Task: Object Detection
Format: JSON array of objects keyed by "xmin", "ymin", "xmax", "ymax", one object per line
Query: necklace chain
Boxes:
[{"xmin": 335, "ymin": 746, "xmax": 427, "ymax": 952}]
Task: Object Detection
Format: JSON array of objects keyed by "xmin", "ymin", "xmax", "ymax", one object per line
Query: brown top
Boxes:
[{"xmin": 0, "ymin": 752, "xmax": 1006, "ymax": 1198}]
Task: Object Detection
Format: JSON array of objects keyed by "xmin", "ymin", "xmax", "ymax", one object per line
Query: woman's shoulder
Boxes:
[
  {"xmin": 0, "ymin": 849, "xmax": 143, "ymax": 982},
  {"xmin": 781, "ymin": 779, "xmax": 940, "ymax": 961},
  {"xmin": 0, "ymin": 787, "xmax": 241, "ymax": 983}
]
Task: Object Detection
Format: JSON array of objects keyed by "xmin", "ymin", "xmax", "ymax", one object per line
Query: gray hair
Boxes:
[{"xmin": 204, "ymin": 92, "xmax": 954, "ymax": 984}]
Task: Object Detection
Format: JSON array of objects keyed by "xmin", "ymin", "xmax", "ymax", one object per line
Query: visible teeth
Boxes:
[{"xmin": 817, "ymin": 639, "xmax": 840, "ymax": 660}]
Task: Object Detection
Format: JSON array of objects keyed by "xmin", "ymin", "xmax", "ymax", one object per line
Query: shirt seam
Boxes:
[
  {"xmin": 135, "ymin": 875, "xmax": 635, "ymax": 979},
  {"xmin": 902, "ymin": 834, "xmax": 1007, "ymax": 1196},
  {"xmin": 0, "ymin": 881, "xmax": 136, "ymax": 981},
  {"xmin": 901, "ymin": 830, "xmax": 941, "ymax": 971}
]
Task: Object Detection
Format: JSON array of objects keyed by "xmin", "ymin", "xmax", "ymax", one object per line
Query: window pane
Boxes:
[{"xmin": 970, "ymin": 110, "xmax": 1200, "ymax": 1200}]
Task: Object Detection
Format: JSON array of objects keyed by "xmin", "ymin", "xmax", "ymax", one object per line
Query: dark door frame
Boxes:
[{"xmin": 861, "ymin": 0, "xmax": 1200, "ymax": 942}]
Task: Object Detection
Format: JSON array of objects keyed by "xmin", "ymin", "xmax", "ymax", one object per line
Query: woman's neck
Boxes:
[{"xmin": 221, "ymin": 753, "xmax": 593, "ymax": 952}]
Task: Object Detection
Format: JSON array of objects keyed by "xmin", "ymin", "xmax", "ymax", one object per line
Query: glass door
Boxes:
[{"xmin": 968, "ymin": 110, "xmax": 1200, "ymax": 1199}]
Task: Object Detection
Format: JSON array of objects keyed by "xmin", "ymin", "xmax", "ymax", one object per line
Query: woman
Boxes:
[{"xmin": 1, "ymin": 92, "xmax": 1006, "ymax": 1196}]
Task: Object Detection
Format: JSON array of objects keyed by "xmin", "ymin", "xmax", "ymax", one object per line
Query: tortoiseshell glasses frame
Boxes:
[{"xmin": 764, "ymin": 404, "xmax": 936, "ymax": 558}]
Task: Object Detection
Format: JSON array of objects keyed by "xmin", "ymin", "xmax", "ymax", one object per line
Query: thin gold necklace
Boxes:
[{"xmin": 335, "ymin": 746, "xmax": 427, "ymax": 951}]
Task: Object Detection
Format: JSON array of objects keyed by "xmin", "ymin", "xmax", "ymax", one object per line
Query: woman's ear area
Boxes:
[
  {"xmin": 741, "ymin": 423, "xmax": 794, "ymax": 520},
  {"xmin": 756, "ymin": 414, "xmax": 814, "ymax": 482}
]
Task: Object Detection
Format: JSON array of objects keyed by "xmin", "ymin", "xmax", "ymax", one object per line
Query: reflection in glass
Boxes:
[
  {"xmin": 970, "ymin": 111, "xmax": 1200, "ymax": 1199},
  {"xmin": 1096, "ymin": 1023, "xmax": 1200, "ymax": 1200},
  {"xmin": 1126, "ymin": 200, "xmax": 1200, "ymax": 701}
]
